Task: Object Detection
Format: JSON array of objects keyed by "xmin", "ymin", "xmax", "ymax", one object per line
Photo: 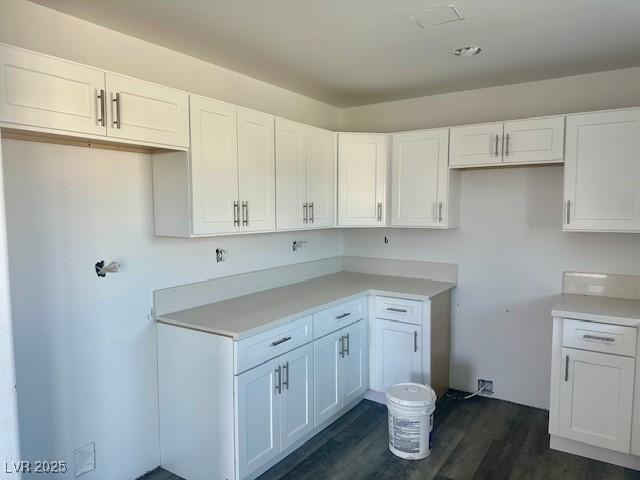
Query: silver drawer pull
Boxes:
[
  {"xmin": 582, "ymin": 334, "xmax": 615, "ymax": 343},
  {"xmin": 387, "ymin": 307, "xmax": 408, "ymax": 313},
  {"xmin": 270, "ymin": 336, "xmax": 292, "ymax": 347},
  {"xmin": 336, "ymin": 312, "xmax": 351, "ymax": 320}
]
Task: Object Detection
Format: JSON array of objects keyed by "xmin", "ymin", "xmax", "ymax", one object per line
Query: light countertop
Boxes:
[
  {"xmin": 156, "ymin": 272, "xmax": 455, "ymax": 339},
  {"xmin": 552, "ymin": 293, "xmax": 640, "ymax": 327}
]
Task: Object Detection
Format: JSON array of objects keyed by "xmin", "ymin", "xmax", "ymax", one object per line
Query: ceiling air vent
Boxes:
[{"xmin": 410, "ymin": 4, "xmax": 464, "ymax": 29}]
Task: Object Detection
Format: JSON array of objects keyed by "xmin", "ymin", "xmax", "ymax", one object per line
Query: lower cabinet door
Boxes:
[
  {"xmin": 236, "ymin": 357, "xmax": 281, "ymax": 479},
  {"xmin": 558, "ymin": 348, "xmax": 635, "ymax": 453},
  {"xmin": 280, "ymin": 344, "xmax": 314, "ymax": 450},
  {"xmin": 341, "ymin": 320, "xmax": 368, "ymax": 406},
  {"xmin": 375, "ymin": 319, "xmax": 422, "ymax": 393},
  {"xmin": 314, "ymin": 332, "xmax": 342, "ymax": 426}
]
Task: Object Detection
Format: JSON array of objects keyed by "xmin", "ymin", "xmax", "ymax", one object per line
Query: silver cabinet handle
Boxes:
[
  {"xmin": 582, "ymin": 334, "xmax": 615, "ymax": 342},
  {"xmin": 386, "ymin": 307, "xmax": 407, "ymax": 313},
  {"xmin": 438, "ymin": 202, "xmax": 443, "ymax": 223},
  {"xmin": 112, "ymin": 92, "xmax": 121, "ymax": 129},
  {"xmin": 270, "ymin": 336, "xmax": 291, "ymax": 347},
  {"xmin": 233, "ymin": 201, "xmax": 240, "ymax": 227},
  {"xmin": 97, "ymin": 89, "xmax": 106, "ymax": 126},
  {"xmin": 336, "ymin": 312, "xmax": 351, "ymax": 320},
  {"xmin": 303, "ymin": 202, "xmax": 308, "ymax": 224},
  {"xmin": 566, "ymin": 200, "xmax": 571, "ymax": 225},
  {"xmin": 414, "ymin": 331, "xmax": 418, "ymax": 352},
  {"xmin": 282, "ymin": 362, "xmax": 289, "ymax": 390},
  {"xmin": 309, "ymin": 202, "xmax": 314, "ymax": 223},
  {"xmin": 242, "ymin": 201, "xmax": 248, "ymax": 226},
  {"xmin": 275, "ymin": 366, "xmax": 282, "ymax": 394},
  {"xmin": 339, "ymin": 336, "xmax": 344, "ymax": 358},
  {"xmin": 377, "ymin": 202, "xmax": 383, "ymax": 222},
  {"xmin": 505, "ymin": 133, "xmax": 510, "ymax": 157},
  {"xmin": 564, "ymin": 355, "xmax": 569, "ymax": 382},
  {"xmin": 495, "ymin": 134, "xmax": 499, "ymax": 157},
  {"xmin": 345, "ymin": 333, "xmax": 350, "ymax": 356}
]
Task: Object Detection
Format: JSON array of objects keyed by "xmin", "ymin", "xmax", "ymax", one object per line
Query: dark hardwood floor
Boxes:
[{"xmin": 141, "ymin": 392, "xmax": 640, "ymax": 480}]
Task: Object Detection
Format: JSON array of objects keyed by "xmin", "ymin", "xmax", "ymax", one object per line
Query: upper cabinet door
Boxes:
[
  {"xmin": 275, "ymin": 118, "xmax": 306, "ymax": 230},
  {"xmin": 237, "ymin": 107, "xmax": 276, "ymax": 233},
  {"xmin": 449, "ymin": 122, "xmax": 503, "ymax": 167},
  {"xmin": 558, "ymin": 348, "xmax": 634, "ymax": 453},
  {"xmin": 0, "ymin": 44, "xmax": 106, "ymax": 136},
  {"xmin": 503, "ymin": 116, "xmax": 565, "ymax": 164},
  {"xmin": 106, "ymin": 73, "xmax": 189, "ymax": 147},
  {"xmin": 564, "ymin": 109, "xmax": 640, "ymax": 232},
  {"xmin": 305, "ymin": 127, "xmax": 336, "ymax": 229},
  {"xmin": 391, "ymin": 129, "xmax": 449, "ymax": 227},
  {"xmin": 337, "ymin": 133, "xmax": 387, "ymax": 226},
  {"xmin": 190, "ymin": 96, "xmax": 239, "ymax": 235}
]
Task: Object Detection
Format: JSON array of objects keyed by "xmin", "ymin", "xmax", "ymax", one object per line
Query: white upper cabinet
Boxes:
[
  {"xmin": 503, "ymin": 117, "xmax": 565, "ymax": 164},
  {"xmin": 450, "ymin": 116, "xmax": 565, "ymax": 168},
  {"xmin": 275, "ymin": 120, "xmax": 336, "ymax": 230},
  {"xmin": 564, "ymin": 108, "xmax": 640, "ymax": 232},
  {"xmin": 305, "ymin": 126, "xmax": 336, "ymax": 229},
  {"xmin": 0, "ymin": 44, "xmax": 106, "ymax": 136},
  {"xmin": 391, "ymin": 128, "xmax": 459, "ymax": 228},
  {"xmin": 237, "ymin": 107, "xmax": 276, "ymax": 233},
  {"xmin": 276, "ymin": 118, "xmax": 307, "ymax": 230},
  {"xmin": 190, "ymin": 96, "xmax": 239, "ymax": 235},
  {"xmin": 449, "ymin": 122, "xmax": 503, "ymax": 167},
  {"xmin": 105, "ymin": 73, "xmax": 189, "ymax": 148},
  {"xmin": 337, "ymin": 133, "xmax": 387, "ymax": 226}
]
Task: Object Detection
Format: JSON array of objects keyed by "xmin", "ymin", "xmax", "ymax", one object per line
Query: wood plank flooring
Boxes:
[{"xmin": 140, "ymin": 392, "xmax": 640, "ymax": 480}]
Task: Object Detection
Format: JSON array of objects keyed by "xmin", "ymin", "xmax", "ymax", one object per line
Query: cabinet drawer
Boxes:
[
  {"xmin": 375, "ymin": 296, "xmax": 422, "ymax": 325},
  {"xmin": 562, "ymin": 319, "xmax": 637, "ymax": 357},
  {"xmin": 235, "ymin": 315, "xmax": 312, "ymax": 373},
  {"xmin": 314, "ymin": 297, "xmax": 367, "ymax": 339}
]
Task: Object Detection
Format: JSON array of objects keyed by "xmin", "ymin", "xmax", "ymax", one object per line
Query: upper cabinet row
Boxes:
[
  {"xmin": 0, "ymin": 44, "xmax": 189, "ymax": 148},
  {"xmin": 2, "ymin": 44, "xmax": 640, "ymax": 234}
]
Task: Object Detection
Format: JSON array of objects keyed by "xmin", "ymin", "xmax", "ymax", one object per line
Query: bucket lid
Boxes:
[{"xmin": 386, "ymin": 383, "xmax": 436, "ymax": 408}]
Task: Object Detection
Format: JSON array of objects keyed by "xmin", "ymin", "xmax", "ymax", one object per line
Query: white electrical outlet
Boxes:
[{"xmin": 73, "ymin": 442, "xmax": 95, "ymax": 477}]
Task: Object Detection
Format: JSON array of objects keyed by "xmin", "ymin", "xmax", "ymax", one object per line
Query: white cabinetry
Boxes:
[
  {"xmin": 550, "ymin": 316, "xmax": 639, "ymax": 467},
  {"xmin": 275, "ymin": 119, "xmax": 335, "ymax": 230},
  {"xmin": 0, "ymin": 44, "xmax": 106, "ymax": 136},
  {"xmin": 105, "ymin": 73, "xmax": 189, "ymax": 147},
  {"xmin": 0, "ymin": 44, "xmax": 189, "ymax": 147},
  {"xmin": 449, "ymin": 116, "xmax": 564, "ymax": 168},
  {"xmin": 374, "ymin": 319, "xmax": 422, "ymax": 393},
  {"xmin": 314, "ymin": 319, "xmax": 368, "ymax": 426},
  {"xmin": 391, "ymin": 128, "xmax": 460, "ymax": 228},
  {"xmin": 563, "ymin": 108, "xmax": 640, "ymax": 232},
  {"xmin": 152, "ymin": 100, "xmax": 276, "ymax": 236},
  {"xmin": 558, "ymin": 348, "xmax": 634, "ymax": 453},
  {"xmin": 337, "ymin": 133, "xmax": 387, "ymax": 226}
]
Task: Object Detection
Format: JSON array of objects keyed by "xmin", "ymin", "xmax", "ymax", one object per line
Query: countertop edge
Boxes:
[{"xmin": 155, "ymin": 282, "xmax": 456, "ymax": 340}]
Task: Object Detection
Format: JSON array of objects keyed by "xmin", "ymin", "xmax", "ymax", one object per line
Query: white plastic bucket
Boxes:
[{"xmin": 386, "ymin": 383, "xmax": 436, "ymax": 460}]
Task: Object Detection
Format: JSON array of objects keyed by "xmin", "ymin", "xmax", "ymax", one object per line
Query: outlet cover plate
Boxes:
[{"xmin": 478, "ymin": 379, "xmax": 494, "ymax": 395}]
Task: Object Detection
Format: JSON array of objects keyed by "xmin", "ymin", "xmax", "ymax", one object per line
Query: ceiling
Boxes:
[{"xmin": 31, "ymin": 0, "xmax": 640, "ymax": 107}]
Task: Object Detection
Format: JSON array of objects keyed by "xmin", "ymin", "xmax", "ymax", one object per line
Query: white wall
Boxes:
[
  {"xmin": 2, "ymin": 139, "xmax": 343, "ymax": 479},
  {"xmin": 340, "ymin": 70, "xmax": 640, "ymax": 409},
  {"xmin": 0, "ymin": 0, "xmax": 340, "ymax": 130},
  {"xmin": 340, "ymin": 66, "xmax": 640, "ymax": 132},
  {"xmin": 0, "ymin": 132, "xmax": 20, "ymax": 478}
]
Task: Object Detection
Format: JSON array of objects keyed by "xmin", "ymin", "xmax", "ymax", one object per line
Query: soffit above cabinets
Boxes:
[{"xmin": 30, "ymin": 0, "xmax": 640, "ymax": 107}]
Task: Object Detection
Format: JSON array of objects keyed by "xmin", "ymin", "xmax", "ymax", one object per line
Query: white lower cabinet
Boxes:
[
  {"xmin": 374, "ymin": 319, "xmax": 422, "ymax": 393},
  {"xmin": 558, "ymin": 347, "xmax": 635, "ymax": 453},
  {"xmin": 280, "ymin": 344, "xmax": 315, "ymax": 450},
  {"xmin": 314, "ymin": 319, "xmax": 368, "ymax": 426}
]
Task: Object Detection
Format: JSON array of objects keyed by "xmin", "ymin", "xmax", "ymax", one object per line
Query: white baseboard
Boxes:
[{"xmin": 550, "ymin": 435, "xmax": 640, "ymax": 471}]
